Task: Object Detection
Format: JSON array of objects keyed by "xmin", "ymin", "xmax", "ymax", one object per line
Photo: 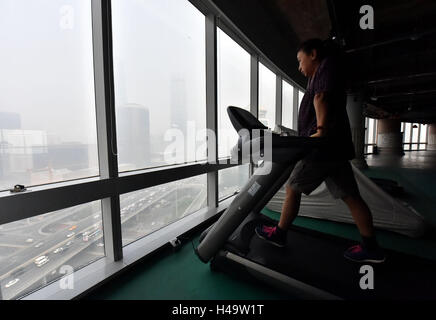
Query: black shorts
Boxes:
[{"xmin": 287, "ymin": 159, "xmax": 360, "ymax": 199}]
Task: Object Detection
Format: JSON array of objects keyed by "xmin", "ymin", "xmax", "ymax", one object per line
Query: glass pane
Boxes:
[
  {"xmin": 368, "ymin": 119, "xmax": 375, "ymax": 144},
  {"xmin": 368, "ymin": 146, "xmax": 373, "ymax": 154},
  {"xmin": 121, "ymin": 175, "xmax": 207, "ymax": 247},
  {"xmin": 419, "ymin": 144, "xmax": 426, "ymax": 150},
  {"xmin": 364, "ymin": 118, "xmax": 369, "ymax": 144},
  {"xmin": 217, "ymin": 28, "xmax": 250, "ymax": 159},
  {"xmin": 420, "ymin": 124, "xmax": 428, "ymax": 143},
  {"xmin": 0, "ymin": 201, "xmax": 104, "ymax": 300},
  {"xmin": 412, "ymin": 124, "xmax": 419, "ymax": 143},
  {"xmin": 412, "ymin": 144, "xmax": 418, "ymax": 150},
  {"xmin": 404, "ymin": 144, "xmax": 410, "ymax": 151},
  {"xmin": 219, "ymin": 164, "xmax": 250, "ymax": 201},
  {"xmin": 112, "ymin": 0, "xmax": 206, "ymax": 172},
  {"xmin": 298, "ymin": 90, "xmax": 304, "ymax": 111},
  {"xmin": 374, "ymin": 120, "xmax": 378, "ymax": 144},
  {"xmin": 282, "ymin": 81, "xmax": 294, "ymax": 129},
  {"xmin": 404, "ymin": 123, "xmax": 411, "ymax": 143},
  {"xmin": 258, "ymin": 63, "xmax": 276, "ymax": 129},
  {"xmin": 0, "ymin": 0, "xmax": 99, "ymax": 191}
]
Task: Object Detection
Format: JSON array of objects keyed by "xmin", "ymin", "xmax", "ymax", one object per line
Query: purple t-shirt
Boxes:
[{"xmin": 298, "ymin": 57, "xmax": 355, "ymax": 160}]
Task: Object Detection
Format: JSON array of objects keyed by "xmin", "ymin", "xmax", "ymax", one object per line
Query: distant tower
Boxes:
[
  {"xmin": 170, "ymin": 77, "xmax": 187, "ymax": 134},
  {"xmin": 116, "ymin": 104, "xmax": 150, "ymax": 170},
  {"xmin": 0, "ymin": 112, "xmax": 21, "ymax": 181},
  {"xmin": 0, "ymin": 112, "xmax": 21, "ymax": 129}
]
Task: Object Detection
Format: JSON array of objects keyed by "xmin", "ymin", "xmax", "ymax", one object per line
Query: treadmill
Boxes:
[{"xmin": 195, "ymin": 106, "xmax": 436, "ymax": 300}]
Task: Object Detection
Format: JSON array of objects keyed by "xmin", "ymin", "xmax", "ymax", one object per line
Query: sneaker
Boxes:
[
  {"xmin": 255, "ymin": 225, "xmax": 286, "ymax": 247},
  {"xmin": 344, "ymin": 244, "xmax": 386, "ymax": 263}
]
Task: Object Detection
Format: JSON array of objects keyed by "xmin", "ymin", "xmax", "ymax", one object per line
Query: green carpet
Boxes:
[
  {"xmin": 86, "ymin": 236, "xmax": 292, "ymax": 300},
  {"xmin": 86, "ymin": 163, "xmax": 436, "ymax": 300}
]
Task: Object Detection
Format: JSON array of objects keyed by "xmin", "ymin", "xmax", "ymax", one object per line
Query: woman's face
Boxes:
[{"xmin": 297, "ymin": 49, "xmax": 318, "ymax": 78}]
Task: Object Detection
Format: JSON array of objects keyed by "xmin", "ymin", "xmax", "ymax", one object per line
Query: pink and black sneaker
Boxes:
[
  {"xmin": 344, "ymin": 244, "xmax": 386, "ymax": 263},
  {"xmin": 255, "ymin": 225, "xmax": 286, "ymax": 247}
]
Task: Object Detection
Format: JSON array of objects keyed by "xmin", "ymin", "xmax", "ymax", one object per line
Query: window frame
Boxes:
[{"xmin": 1, "ymin": 0, "xmax": 307, "ymax": 300}]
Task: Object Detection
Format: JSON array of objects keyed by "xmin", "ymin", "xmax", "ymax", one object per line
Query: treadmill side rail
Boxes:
[{"xmin": 196, "ymin": 161, "xmax": 294, "ymax": 262}]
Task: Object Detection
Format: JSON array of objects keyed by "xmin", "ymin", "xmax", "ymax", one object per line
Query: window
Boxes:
[
  {"xmin": 216, "ymin": 29, "xmax": 251, "ymax": 199},
  {"xmin": 0, "ymin": 0, "xmax": 99, "ymax": 191},
  {"xmin": 298, "ymin": 90, "xmax": 304, "ymax": 111},
  {"xmin": 281, "ymin": 81, "xmax": 294, "ymax": 129},
  {"xmin": 218, "ymin": 165, "xmax": 250, "ymax": 201},
  {"xmin": 217, "ymin": 28, "xmax": 250, "ymax": 159},
  {"xmin": 402, "ymin": 122, "xmax": 427, "ymax": 151},
  {"xmin": 121, "ymin": 175, "xmax": 207, "ymax": 247},
  {"xmin": 364, "ymin": 118, "xmax": 378, "ymax": 154},
  {"xmin": 258, "ymin": 63, "xmax": 276, "ymax": 129},
  {"xmin": 0, "ymin": 201, "xmax": 104, "ymax": 300},
  {"xmin": 112, "ymin": 0, "xmax": 206, "ymax": 172},
  {"xmin": 419, "ymin": 124, "xmax": 428, "ymax": 150}
]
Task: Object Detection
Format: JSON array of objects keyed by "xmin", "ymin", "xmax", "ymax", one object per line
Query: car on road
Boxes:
[
  {"xmin": 83, "ymin": 229, "xmax": 100, "ymax": 242},
  {"xmin": 5, "ymin": 278, "xmax": 19, "ymax": 288},
  {"xmin": 25, "ymin": 238, "xmax": 34, "ymax": 243},
  {"xmin": 69, "ymin": 225, "xmax": 77, "ymax": 231},
  {"xmin": 93, "ymin": 214, "xmax": 100, "ymax": 219},
  {"xmin": 34, "ymin": 242, "xmax": 44, "ymax": 248},
  {"xmin": 66, "ymin": 241, "xmax": 74, "ymax": 247},
  {"xmin": 34, "ymin": 256, "xmax": 49, "ymax": 267},
  {"xmin": 67, "ymin": 232, "xmax": 75, "ymax": 238},
  {"xmin": 53, "ymin": 247, "xmax": 63, "ymax": 254}
]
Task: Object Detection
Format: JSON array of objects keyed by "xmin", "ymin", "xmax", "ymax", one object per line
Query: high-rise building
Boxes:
[
  {"xmin": 116, "ymin": 104, "xmax": 151, "ymax": 170},
  {"xmin": 0, "ymin": 112, "xmax": 21, "ymax": 182}
]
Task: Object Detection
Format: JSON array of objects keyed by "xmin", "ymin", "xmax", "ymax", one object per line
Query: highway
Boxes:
[{"xmin": 0, "ymin": 177, "xmax": 207, "ymax": 300}]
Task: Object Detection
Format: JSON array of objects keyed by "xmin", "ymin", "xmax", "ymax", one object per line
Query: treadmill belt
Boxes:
[{"xmin": 220, "ymin": 214, "xmax": 436, "ymax": 299}]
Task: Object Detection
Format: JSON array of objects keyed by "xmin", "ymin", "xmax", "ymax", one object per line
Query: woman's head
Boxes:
[{"xmin": 296, "ymin": 38, "xmax": 326, "ymax": 77}]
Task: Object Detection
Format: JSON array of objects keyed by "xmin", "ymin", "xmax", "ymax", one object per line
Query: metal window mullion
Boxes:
[
  {"xmin": 249, "ymin": 55, "xmax": 259, "ymax": 176},
  {"xmin": 92, "ymin": 0, "xmax": 123, "ymax": 262},
  {"xmin": 364, "ymin": 118, "xmax": 368, "ymax": 144},
  {"xmin": 425, "ymin": 125, "xmax": 429, "ymax": 149},
  {"xmin": 205, "ymin": 14, "xmax": 218, "ymax": 209},
  {"xmin": 250, "ymin": 55, "xmax": 259, "ymax": 118},
  {"xmin": 276, "ymin": 75, "xmax": 282, "ymax": 126},
  {"xmin": 409, "ymin": 123, "xmax": 413, "ymax": 146}
]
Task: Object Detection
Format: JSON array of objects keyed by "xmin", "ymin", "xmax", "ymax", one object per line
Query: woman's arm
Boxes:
[{"xmin": 310, "ymin": 92, "xmax": 328, "ymax": 137}]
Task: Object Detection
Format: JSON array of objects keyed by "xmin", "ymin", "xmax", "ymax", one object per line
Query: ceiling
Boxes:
[{"xmin": 212, "ymin": 0, "xmax": 436, "ymax": 124}]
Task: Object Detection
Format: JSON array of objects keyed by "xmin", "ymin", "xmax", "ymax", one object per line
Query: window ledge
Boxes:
[{"xmin": 21, "ymin": 196, "xmax": 234, "ymax": 300}]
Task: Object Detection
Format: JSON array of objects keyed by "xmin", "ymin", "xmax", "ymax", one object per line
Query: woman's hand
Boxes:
[
  {"xmin": 310, "ymin": 131, "xmax": 322, "ymax": 138},
  {"xmin": 310, "ymin": 126, "xmax": 326, "ymax": 137}
]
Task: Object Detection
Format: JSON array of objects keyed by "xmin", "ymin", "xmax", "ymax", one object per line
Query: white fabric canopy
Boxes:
[{"xmin": 266, "ymin": 163, "xmax": 427, "ymax": 238}]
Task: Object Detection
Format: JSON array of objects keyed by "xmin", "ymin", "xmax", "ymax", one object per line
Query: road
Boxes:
[{"xmin": 0, "ymin": 177, "xmax": 207, "ymax": 299}]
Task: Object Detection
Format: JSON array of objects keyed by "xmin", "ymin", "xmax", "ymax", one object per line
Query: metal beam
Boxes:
[
  {"xmin": 0, "ymin": 162, "xmax": 236, "ymax": 226},
  {"xmin": 276, "ymin": 74, "xmax": 283, "ymax": 126},
  {"xmin": 205, "ymin": 13, "xmax": 218, "ymax": 209},
  {"xmin": 367, "ymin": 72, "xmax": 436, "ymax": 85},
  {"xmin": 250, "ymin": 55, "xmax": 259, "ymax": 118},
  {"xmin": 346, "ymin": 28, "xmax": 436, "ymax": 53},
  {"xmin": 93, "ymin": 0, "xmax": 123, "ymax": 261}
]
